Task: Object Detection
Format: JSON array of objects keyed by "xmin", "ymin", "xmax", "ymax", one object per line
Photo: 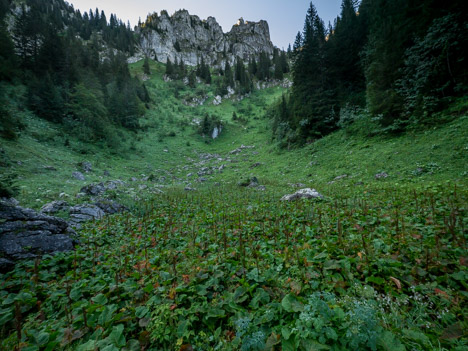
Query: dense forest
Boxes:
[
  {"xmin": 271, "ymin": 0, "xmax": 468, "ymax": 145},
  {"xmin": 164, "ymin": 49, "xmax": 289, "ymax": 96},
  {"xmin": 0, "ymin": 0, "xmax": 148, "ymax": 146}
]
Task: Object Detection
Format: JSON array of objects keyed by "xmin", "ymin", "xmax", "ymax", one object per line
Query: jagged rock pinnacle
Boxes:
[{"xmin": 137, "ymin": 9, "xmax": 275, "ymax": 67}]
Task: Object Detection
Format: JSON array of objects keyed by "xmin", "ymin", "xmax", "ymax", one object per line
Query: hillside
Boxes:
[
  {"xmin": 1, "ymin": 59, "xmax": 467, "ymax": 210},
  {"xmin": 1, "ymin": 1, "xmax": 467, "ymax": 351}
]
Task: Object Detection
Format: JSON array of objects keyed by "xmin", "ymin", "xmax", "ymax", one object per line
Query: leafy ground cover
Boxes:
[{"xmin": 1, "ymin": 182, "xmax": 466, "ymax": 350}]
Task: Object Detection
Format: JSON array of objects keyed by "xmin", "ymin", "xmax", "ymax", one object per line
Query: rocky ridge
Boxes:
[{"xmin": 137, "ymin": 10, "xmax": 275, "ymax": 67}]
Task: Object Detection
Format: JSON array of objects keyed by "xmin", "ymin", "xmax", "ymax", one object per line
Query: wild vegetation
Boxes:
[
  {"xmin": 0, "ymin": 182, "xmax": 467, "ymax": 350},
  {"xmin": 0, "ymin": 0, "xmax": 148, "ymax": 145},
  {"xmin": 0, "ymin": 0, "xmax": 467, "ymax": 350},
  {"xmin": 272, "ymin": 0, "xmax": 467, "ymax": 144}
]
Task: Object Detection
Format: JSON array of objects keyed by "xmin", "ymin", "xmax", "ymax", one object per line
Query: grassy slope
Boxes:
[{"xmin": 1, "ymin": 59, "xmax": 467, "ymax": 210}]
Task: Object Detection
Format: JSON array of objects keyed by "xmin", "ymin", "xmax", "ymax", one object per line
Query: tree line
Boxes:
[
  {"xmin": 165, "ymin": 49, "xmax": 289, "ymax": 96},
  {"xmin": 0, "ymin": 0, "xmax": 148, "ymax": 145},
  {"xmin": 271, "ymin": 0, "xmax": 467, "ymax": 145}
]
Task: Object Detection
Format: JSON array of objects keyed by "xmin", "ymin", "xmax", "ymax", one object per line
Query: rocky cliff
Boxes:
[{"xmin": 137, "ymin": 10, "xmax": 275, "ymax": 67}]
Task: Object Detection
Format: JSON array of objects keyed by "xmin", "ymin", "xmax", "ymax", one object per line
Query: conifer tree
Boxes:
[
  {"xmin": 166, "ymin": 57, "xmax": 174, "ymax": 77},
  {"xmin": 143, "ymin": 56, "xmax": 150, "ymax": 75}
]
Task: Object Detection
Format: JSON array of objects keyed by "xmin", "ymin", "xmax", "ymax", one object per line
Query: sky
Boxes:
[{"xmin": 68, "ymin": 0, "xmax": 343, "ymax": 49}]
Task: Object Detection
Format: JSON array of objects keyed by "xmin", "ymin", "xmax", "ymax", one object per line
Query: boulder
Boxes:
[
  {"xmin": 238, "ymin": 176, "xmax": 259, "ymax": 188},
  {"xmin": 281, "ymin": 188, "xmax": 323, "ymax": 201},
  {"xmin": 250, "ymin": 162, "xmax": 262, "ymax": 169},
  {"xmin": 375, "ymin": 172, "xmax": 389, "ymax": 179},
  {"xmin": 80, "ymin": 180, "xmax": 125, "ymax": 196},
  {"xmin": 80, "ymin": 183, "xmax": 106, "ymax": 196},
  {"xmin": 68, "ymin": 204, "xmax": 105, "ymax": 228},
  {"xmin": 0, "ymin": 200, "xmax": 76, "ymax": 270},
  {"xmin": 213, "ymin": 95, "xmax": 222, "ymax": 106},
  {"xmin": 94, "ymin": 200, "xmax": 127, "ymax": 215},
  {"xmin": 72, "ymin": 172, "xmax": 86, "ymax": 181},
  {"xmin": 40, "ymin": 200, "xmax": 70, "ymax": 215},
  {"xmin": 80, "ymin": 161, "xmax": 92, "ymax": 173}
]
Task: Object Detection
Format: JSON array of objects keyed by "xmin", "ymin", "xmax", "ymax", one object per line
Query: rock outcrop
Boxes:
[
  {"xmin": 0, "ymin": 200, "xmax": 77, "ymax": 272},
  {"xmin": 138, "ymin": 10, "xmax": 275, "ymax": 67}
]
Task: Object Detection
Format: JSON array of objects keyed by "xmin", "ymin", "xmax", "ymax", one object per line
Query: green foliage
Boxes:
[
  {"xmin": 143, "ymin": 56, "xmax": 150, "ymax": 75},
  {"xmin": 0, "ymin": 84, "xmax": 23, "ymax": 140},
  {"xmin": 66, "ymin": 83, "xmax": 110, "ymax": 140},
  {"xmin": 0, "ymin": 183, "xmax": 466, "ymax": 350},
  {"xmin": 1, "ymin": 0, "xmax": 147, "ymax": 145},
  {"xmin": 275, "ymin": 0, "xmax": 467, "ymax": 146},
  {"xmin": 396, "ymin": 14, "xmax": 468, "ymax": 122},
  {"xmin": 0, "ymin": 172, "xmax": 18, "ymax": 198}
]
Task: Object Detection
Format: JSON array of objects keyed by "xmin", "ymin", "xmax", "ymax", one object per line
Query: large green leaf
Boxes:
[
  {"xmin": 109, "ymin": 324, "xmax": 126, "ymax": 348},
  {"xmin": 378, "ymin": 331, "xmax": 406, "ymax": 351},
  {"xmin": 301, "ymin": 339, "xmax": 330, "ymax": 351},
  {"xmin": 76, "ymin": 340, "xmax": 97, "ymax": 351},
  {"xmin": 281, "ymin": 294, "xmax": 304, "ymax": 313},
  {"xmin": 0, "ymin": 309, "xmax": 13, "ymax": 326},
  {"xmin": 135, "ymin": 306, "xmax": 149, "ymax": 319},
  {"xmin": 282, "ymin": 337, "xmax": 296, "ymax": 351}
]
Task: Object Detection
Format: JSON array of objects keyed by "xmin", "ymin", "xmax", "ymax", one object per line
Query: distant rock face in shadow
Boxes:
[
  {"xmin": 0, "ymin": 200, "xmax": 77, "ymax": 272},
  {"xmin": 137, "ymin": 10, "xmax": 275, "ymax": 67}
]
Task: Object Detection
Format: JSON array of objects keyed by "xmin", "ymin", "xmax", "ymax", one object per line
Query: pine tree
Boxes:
[
  {"xmin": 224, "ymin": 61, "xmax": 234, "ymax": 88},
  {"xmin": 280, "ymin": 51, "xmax": 289, "ymax": 73},
  {"xmin": 292, "ymin": 32, "xmax": 302, "ymax": 56},
  {"xmin": 290, "ymin": 1, "xmax": 335, "ymax": 140},
  {"xmin": 248, "ymin": 57, "xmax": 257, "ymax": 77},
  {"xmin": 274, "ymin": 54, "xmax": 284, "ymax": 80},
  {"xmin": 326, "ymin": 0, "xmax": 367, "ymax": 107},
  {"xmin": 166, "ymin": 57, "xmax": 174, "ymax": 77},
  {"xmin": 143, "ymin": 56, "xmax": 150, "ymax": 75},
  {"xmin": 188, "ymin": 70, "xmax": 196, "ymax": 88}
]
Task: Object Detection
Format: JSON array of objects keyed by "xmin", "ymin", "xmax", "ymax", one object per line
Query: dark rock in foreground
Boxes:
[{"xmin": 0, "ymin": 200, "xmax": 77, "ymax": 272}]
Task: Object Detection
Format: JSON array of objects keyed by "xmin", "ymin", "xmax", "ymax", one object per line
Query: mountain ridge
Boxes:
[{"xmin": 136, "ymin": 9, "xmax": 275, "ymax": 67}]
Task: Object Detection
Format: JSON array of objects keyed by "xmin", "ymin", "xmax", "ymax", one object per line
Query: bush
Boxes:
[{"xmin": 0, "ymin": 172, "xmax": 18, "ymax": 198}]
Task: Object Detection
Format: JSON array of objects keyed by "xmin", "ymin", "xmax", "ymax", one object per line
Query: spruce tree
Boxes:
[
  {"xmin": 143, "ymin": 56, "xmax": 150, "ymax": 75},
  {"xmin": 166, "ymin": 57, "xmax": 174, "ymax": 77},
  {"xmin": 224, "ymin": 61, "xmax": 234, "ymax": 88},
  {"xmin": 274, "ymin": 55, "xmax": 284, "ymax": 80}
]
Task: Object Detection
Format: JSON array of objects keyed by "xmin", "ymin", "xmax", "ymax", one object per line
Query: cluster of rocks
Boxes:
[
  {"xmin": 238, "ymin": 176, "xmax": 265, "ymax": 191},
  {"xmin": 0, "ymin": 200, "xmax": 77, "ymax": 272},
  {"xmin": 78, "ymin": 180, "xmax": 126, "ymax": 197},
  {"xmin": 230, "ymin": 145, "xmax": 255, "ymax": 155},
  {"xmin": 184, "ymin": 95, "xmax": 208, "ymax": 107},
  {"xmin": 375, "ymin": 172, "xmax": 389, "ymax": 179}
]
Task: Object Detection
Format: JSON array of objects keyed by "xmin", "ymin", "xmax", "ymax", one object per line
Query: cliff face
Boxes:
[{"xmin": 138, "ymin": 10, "xmax": 275, "ymax": 67}]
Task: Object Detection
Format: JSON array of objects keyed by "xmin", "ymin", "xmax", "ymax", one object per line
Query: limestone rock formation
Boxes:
[{"xmin": 137, "ymin": 10, "xmax": 275, "ymax": 67}]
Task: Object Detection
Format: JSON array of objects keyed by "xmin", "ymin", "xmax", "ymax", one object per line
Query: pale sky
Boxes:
[{"xmin": 68, "ymin": 0, "xmax": 343, "ymax": 49}]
